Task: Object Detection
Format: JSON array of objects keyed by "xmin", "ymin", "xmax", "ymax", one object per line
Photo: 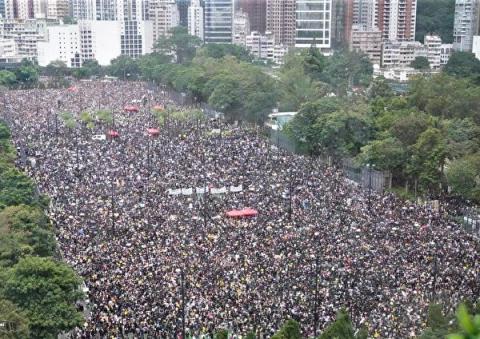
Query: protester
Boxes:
[{"xmin": 4, "ymin": 80, "xmax": 479, "ymax": 338}]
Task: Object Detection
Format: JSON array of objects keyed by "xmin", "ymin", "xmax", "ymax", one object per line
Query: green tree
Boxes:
[
  {"xmin": 214, "ymin": 329, "xmax": 229, "ymax": 339},
  {"xmin": 155, "ymin": 26, "xmax": 202, "ymax": 64},
  {"xmin": 358, "ymin": 137, "xmax": 407, "ymax": 172},
  {"xmin": 14, "ymin": 60, "xmax": 39, "ymax": 88},
  {"xmin": 108, "ymin": 56, "xmax": 140, "ymax": 80},
  {"xmin": 446, "ymin": 153, "xmax": 480, "ymax": 202},
  {"xmin": 197, "ymin": 43, "xmax": 253, "ymax": 62},
  {"xmin": 444, "ymin": 52, "xmax": 480, "ymax": 80},
  {"xmin": 416, "ymin": 0, "xmax": 455, "ymax": 43},
  {"xmin": 0, "ymin": 298, "xmax": 30, "ymax": 338},
  {"xmin": 2, "ymin": 257, "xmax": 84, "ymax": 339},
  {"xmin": 319, "ymin": 310, "xmax": 356, "ymax": 339},
  {"xmin": 444, "ymin": 118, "xmax": 480, "ymax": 159},
  {"xmin": 271, "ymin": 319, "xmax": 301, "ymax": 339},
  {"xmin": 0, "ymin": 70, "xmax": 17, "ymax": 87},
  {"xmin": 368, "ymin": 76, "xmax": 394, "ymax": 99},
  {"xmin": 420, "ymin": 304, "xmax": 451, "ymax": 339},
  {"xmin": 43, "ymin": 60, "xmax": 69, "ymax": 77},
  {"xmin": 410, "ymin": 56, "xmax": 430, "ymax": 70},
  {"xmin": 448, "ymin": 304, "xmax": 480, "ymax": 339},
  {"xmin": 0, "ymin": 164, "xmax": 36, "ymax": 209}
]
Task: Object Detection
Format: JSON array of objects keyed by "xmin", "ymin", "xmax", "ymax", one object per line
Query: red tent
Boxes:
[
  {"xmin": 67, "ymin": 86, "xmax": 77, "ymax": 92},
  {"xmin": 153, "ymin": 105, "xmax": 164, "ymax": 111},
  {"xmin": 124, "ymin": 105, "xmax": 139, "ymax": 113},
  {"xmin": 147, "ymin": 128, "xmax": 160, "ymax": 137},
  {"xmin": 226, "ymin": 208, "xmax": 258, "ymax": 218},
  {"xmin": 107, "ymin": 130, "xmax": 119, "ymax": 138}
]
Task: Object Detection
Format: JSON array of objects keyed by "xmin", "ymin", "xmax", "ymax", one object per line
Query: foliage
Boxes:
[
  {"xmin": 444, "ymin": 52, "xmax": 480, "ymax": 82},
  {"xmin": 73, "ymin": 59, "xmax": 104, "ymax": 79},
  {"xmin": 271, "ymin": 319, "xmax": 301, "ymax": 339},
  {"xmin": 59, "ymin": 111, "xmax": 77, "ymax": 129},
  {"xmin": 154, "ymin": 26, "xmax": 202, "ymax": 64},
  {"xmin": 410, "ymin": 56, "xmax": 430, "ymax": 70},
  {"xmin": 13, "ymin": 59, "xmax": 39, "ymax": 88},
  {"xmin": 416, "ymin": 0, "xmax": 455, "ymax": 43},
  {"xmin": 0, "ymin": 70, "xmax": 17, "ymax": 87},
  {"xmin": 214, "ymin": 329, "xmax": 229, "ymax": 339},
  {"xmin": 419, "ymin": 304, "xmax": 452, "ymax": 339},
  {"xmin": 0, "ymin": 163, "xmax": 37, "ymax": 210},
  {"xmin": 0, "ymin": 298, "xmax": 30, "ymax": 338},
  {"xmin": 447, "ymin": 304, "xmax": 480, "ymax": 339},
  {"xmin": 320, "ymin": 310, "xmax": 353, "ymax": 339},
  {"xmin": 95, "ymin": 110, "xmax": 113, "ymax": 124},
  {"xmin": 2, "ymin": 256, "xmax": 84, "ymax": 339},
  {"xmin": 108, "ymin": 55, "xmax": 141, "ymax": 79},
  {"xmin": 197, "ymin": 43, "xmax": 253, "ymax": 62},
  {"xmin": 446, "ymin": 154, "xmax": 480, "ymax": 202}
]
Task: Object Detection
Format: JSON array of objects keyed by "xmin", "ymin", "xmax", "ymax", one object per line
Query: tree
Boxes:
[
  {"xmin": 446, "ymin": 153, "xmax": 480, "ymax": 202},
  {"xmin": 0, "ymin": 164, "xmax": 36, "ymax": 209},
  {"xmin": 358, "ymin": 137, "xmax": 407, "ymax": 172},
  {"xmin": 319, "ymin": 310, "xmax": 356, "ymax": 339},
  {"xmin": 420, "ymin": 304, "xmax": 451, "ymax": 339},
  {"xmin": 154, "ymin": 26, "xmax": 202, "ymax": 64},
  {"xmin": 444, "ymin": 118, "xmax": 480, "ymax": 160},
  {"xmin": 108, "ymin": 56, "xmax": 140, "ymax": 80},
  {"xmin": 2, "ymin": 257, "xmax": 84, "ymax": 339},
  {"xmin": 214, "ymin": 329, "xmax": 228, "ymax": 339},
  {"xmin": 0, "ymin": 298, "xmax": 30, "ymax": 338},
  {"xmin": 415, "ymin": 0, "xmax": 455, "ymax": 43},
  {"xmin": 271, "ymin": 319, "xmax": 301, "ymax": 339},
  {"xmin": 368, "ymin": 76, "xmax": 394, "ymax": 99},
  {"xmin": 444, "ymin": 52, "xmax": 480, "ymax": 80},
  {"xmin": 447, "ymin": 304, "xmax": 480, "ymax": 339},
  {"xmin": 0, "ymin": 70, "xmax": 17, "ymax": 87},
  {"xmin": 14, "ymin": 60, "xmax": 39, "ymax": 88},
  {"xmin": 410, "ymin": 56, "xmax": 430, "ymax": 70},
  {"xmin": 196, "ymin": 43, "xmax": 253, "ymax": 62},
  {"xmin": 43, "ymin": 60, "xmax": 69, "ymax": 77}
]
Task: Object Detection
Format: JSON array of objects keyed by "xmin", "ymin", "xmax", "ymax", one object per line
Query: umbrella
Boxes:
[
  {"xmin": 147, "ymin": 128, "xmax": 160, "ymax": 137},
  {"xmin": 107, "ymin": 130, "xmax": 119, "ymax": 138},
  {"xmin": 124, "ymin": 105, "xmax": 139, "ymax": 113}
]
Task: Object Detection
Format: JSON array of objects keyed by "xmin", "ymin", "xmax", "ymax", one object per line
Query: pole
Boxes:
[
  {"xmin": 313, "ymin": 251, "xmax": 319, "ymax": 337},
  {"xmin": 432, "ymin": 240, "xmax": 438, "ymax": 302},
  {"xmin": 368, "ymin": 164, "xmax": 372, "ymax": 213},
  {"xmin": 111, "ymin": 174, "xmax": 115, "ymax": 233},
  {"xmin": 181, "ymin": 269, "xmax": 186, "ymax": 339},
  {"xmin": 288, "ymin": 174, "xmax": 293, "ymax": 221}
]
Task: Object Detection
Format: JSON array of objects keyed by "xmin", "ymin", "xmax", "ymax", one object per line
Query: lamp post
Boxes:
[
  {"xmin": 313, "ymin": 248, "xmax": 320, "ymax": 337},
  {"xmin": 176, "ymin": 268, "xmax": 186, "ymax": 339},
  {"xmin": 366, "ymin": 163, "xmax": 375, "ymax": 213}
]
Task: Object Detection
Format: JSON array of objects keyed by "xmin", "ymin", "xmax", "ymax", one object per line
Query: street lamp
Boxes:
[
  {"xmin": 366, "ymin": 163, "xmax": 375, "ymax": 213},
  {"xmin": 176, "ymin": 268, "xmax": 186, "ymax": 339}
]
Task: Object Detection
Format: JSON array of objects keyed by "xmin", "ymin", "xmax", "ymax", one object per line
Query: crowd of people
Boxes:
[{"xmin": 3, "ymin": 80, "xmax": 479, "ymax": 338}]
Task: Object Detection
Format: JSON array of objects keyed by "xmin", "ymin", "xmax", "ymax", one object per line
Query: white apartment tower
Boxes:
[
  {"xmin": 453, "ymin": 0, "xmax": 480, "ymax": 51},
  {"xmin": 149, "ymin": 0, "xmax": 179, "ymax": 41},
  {"xmin": 295, "ymin": 0, "xmax": 332, "ymax": 49},
  {"xmin": 188, "ymin": 0, "xmax": 204, "ymax": 40},
  {"xmin": 233, "ymin": 9, "xmax": 250, "ymax": 45}
]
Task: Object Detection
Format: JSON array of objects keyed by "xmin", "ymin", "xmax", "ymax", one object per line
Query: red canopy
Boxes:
[
  {"xmin": 67, "ymin": 86, "xmax": 77, "ymax": 92},
  {"xmin": 153, "ymin": 105, "xmax": 164, "ymax": 111},
  {"xmin": 107, "ymin": 130, "xmax": 119, "ymax": 138},
  {"xmin": 124, "ymin": 105, "xmax": 139, "ymax": 112},
  {"xmin": 226, "ymin": 208, "xmax": 258, "ymax": 218},
  {"xmin": 147, "ymin": 128, "xmax": 160, "ymax": 137}
]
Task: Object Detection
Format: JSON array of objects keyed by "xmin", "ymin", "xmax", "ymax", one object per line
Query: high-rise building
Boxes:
[
  {"xmin": 353, "ymin": 0, "xmax": 376, "ymax": 30},
  {"xmin": 473, "ymin": 35, "xmax": 480, "ymax": 59},
  {"xmin": 204, "ymin": 0, "xmax": 233, "ymax": 43},
  {"xmin": 118, "ymin": 0, "xmax": 154, "ymax": 58},
  {"xmin": 47, "ymin": 0, "xmax": 69, "ymax": 19},
  {"xmin": 453, "ymin": 0, "xmax": 480, "ymax": 51},
  {"xmin": 331, "ymin": 0, "xmax": 353, "ymax": 48},
  {"xmin": 188, "ymin": 0, "xmax": 203, "ymax": 39},
  {"xmin": 232, "ymin": 9, "xmax": 250, "ymax": 45},
  {"xmin": 376, "ymin": 0, "xmax": 417, "ymax": 41},
  {"xmin": 149, "ymin": 0, "xmax": 179, "ymax": 42},
  {"xmin": 0, "ymin": 0, "xmax": 5, "ymax": 18},
  {"xmin": 237, "ymin": 0, "xmax": 266, "ymax": 33},
  {"xmin": 266, "ymin": 0, "xmax": 295, "ymax": 46},
  {"xmin": 351, "ymin": 24, "xmax": 382, "ymax": 64},
  {"xmin": 176, "ymin": 0, "xmax": 190, "ymax": 26},
  {"xmin": 70, "ymin": 0, "xmax": 96, "ymax": 20},
  {"xmin": 295, "ymin": 0, "xmax": 332, "ymax": 49}
]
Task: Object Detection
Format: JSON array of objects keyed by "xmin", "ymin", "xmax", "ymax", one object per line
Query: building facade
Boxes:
[
  {"xmin": 295, "ymin": 0, "xmax": 332, "ymax": 49},
  {"xmin": 424, "ymin": 34, "xmax": 441, "ymax": 69},
  {"xmin": 237, "ymin": 0, "xmax": 266, "ymax": 33},
  {"xmin": 187, "ymin": 0, "xmax": 203, "ymax": 40},
  {"xmin": 266, "ymin": 0, "xmax": 296, "ymax": 46},
  {"xmin": 453, "ymin": 0, "xmax": 480, "ymax": 51},
  {"xmin": 376, "ymin": 0, "xmax": 417, "ymax": 42},
  {"xmin": 351, "ymin": 25, "xmax": 382, "ymax": 65},
  {"xmin": 204, "ymin": 0, "xmax": 233, "ymax": 43},
  {"xmin": 232, "ymin": 9, "xmax": 250, "ymax": 45},
  {"xmin": 149, "ymin": 0, "xmax": 179, "ymax": 42}
]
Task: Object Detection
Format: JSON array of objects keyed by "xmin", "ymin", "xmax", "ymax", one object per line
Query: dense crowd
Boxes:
[{"xmin": 3, "ymin": 80, "xmax": 479, "ymax": 338}]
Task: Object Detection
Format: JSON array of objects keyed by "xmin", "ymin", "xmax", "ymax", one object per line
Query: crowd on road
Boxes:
[{"xmin": 3, "ymin": 80, "xmax": 479, "ymax": 338}]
